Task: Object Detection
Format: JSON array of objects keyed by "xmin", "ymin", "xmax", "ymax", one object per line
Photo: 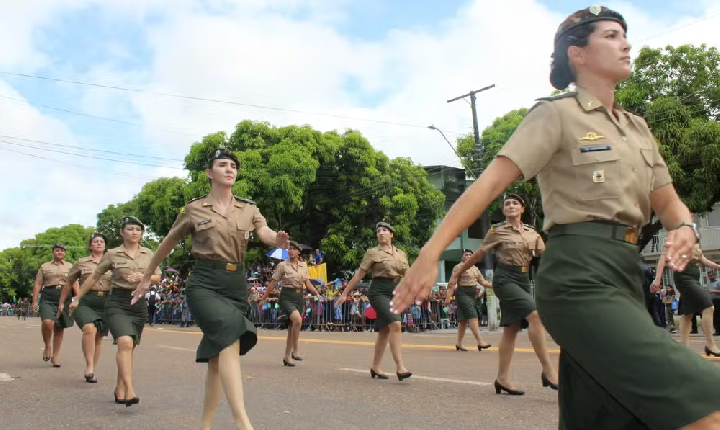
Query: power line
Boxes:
[
  {"xmin": 636, "ymin": 12, "xmax": 720, "ymax": 44},
  {"xmin": 0, "ymin": 71, "xmax": 467, "ymax": 134}
]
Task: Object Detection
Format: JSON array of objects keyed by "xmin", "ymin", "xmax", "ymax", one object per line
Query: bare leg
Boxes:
[
  {"xmin": 81, "ymin": 324, "xmax": 97, "ymax": 374},
  {"xmin": 468, "ymin": 318, "xmax": 490, "ymax": 347},
  {"xmin": 497, "ymin": 324, "xmax": 520, "ymax": 388},
  {"xmin": 388, "ymin": 321, "xmax": 408, "ymax": 373},
  {"xmin": 217, "ymin": 341, "xmax": 254, "ymax": 430},
  {"xmin": 94, "ymin": 332, "xmax": 104, "ymax": 368},
  {"xmin": 456, "ymin": 320, "xmax": 467, "ymax": 347},
  {"xmin": 283, "ymin": 320, "xmax": 294, "ymax": 362},
  {"xmin": 41, "ymin": 320, "xmax": 53, "ymax": 358},
  {"xmin": 680, "ymin": 411, "xmax": 720, "ymax": 430},
  {"xmin": 115, "ymin": 367, "xmax": 125, "ymax": 399},
  {"xmin": 290, "ymin": 312, "xmax": 302, "ymax": 357},
  {"xmin": 680, "ymin": 314, "xmax": 693, "ymax": 346},
  {"xmin": 372, "ymin": 328, "xmax": 390, "ymax": 374},
  {"xmin": 116, "ymin": 337, "xmax": 137, "ymax": 399},
  {"xmin": 51, "ymin": 326, "xmax": 64, "ymax": 366},
  {"xmin": 200, "ymin": 358, "xmax": 222, "ymax": 430},
  {"xmin": 701, "ymin": 307, "xmax": 720, "ymax": 352},
  {"xmin": 526, "ymin": 311, "xmax": 558, "ymax": 384}
]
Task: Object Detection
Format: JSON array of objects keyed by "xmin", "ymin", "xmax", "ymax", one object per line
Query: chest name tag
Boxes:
[
  {"xmin": 198, "ymin": 220, "xmax": 211, "ymax": 226},
  {"xmin": 580, "ymin": 145, "xmax": 612, "ymax": 152}
]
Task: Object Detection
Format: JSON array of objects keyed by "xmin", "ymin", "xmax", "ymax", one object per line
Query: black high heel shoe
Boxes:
[
  {"xmin": 370, "ymin": 368, "xmax": 389, "ymax": 379},
  {"xmin": 114, "ymin": 393, "xmax": 124, "ymax": 405},
  {"xmin": 541, "ymin": 373, "xmax": 559, "ymax": 391},
  {"xmin": 84, "ymin": 374, "xmax": 97, "ymax": 384},
  {"xmin": 291, "ymin": 354, "xmax": 303, "ymax": 361},
  {"xmin": 478, "ymin": 344, "xmax": 491, "ymax": 351},
  {"xmin": 283, "ymin": 359, "xmax": 295, "ymax": 367},
  {"xmin": 125, "ymin": 397, "xmax": 140, "ymax": 407},
  {"xmin": 705, "ymin": 346, "xmax": 720, "ymax": 357},
  {"xmin": 494, "ymin": 380, "xmax": 525, "ymax": 396},
  {"xmin": 396, "ymin": 372, "xmax": 412, "ymax": 382},
  {"xmin": 456, "ymin": 345, "xmax": 468, "ymax": 352}
]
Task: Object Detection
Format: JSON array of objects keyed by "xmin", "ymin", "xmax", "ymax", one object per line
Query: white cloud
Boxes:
[{"xmin": 0, "ymin": 0, "xmax": 719, "ymax": 249}]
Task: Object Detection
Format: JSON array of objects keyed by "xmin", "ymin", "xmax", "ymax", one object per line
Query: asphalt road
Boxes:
[{"xmin": 1, "ymin": 317, "xmax": 717, "ymax": 430}]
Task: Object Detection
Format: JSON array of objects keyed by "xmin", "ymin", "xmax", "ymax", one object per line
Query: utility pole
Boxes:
[{"xmin": 447, "ymin": 84, "xmax": 498, "ymax": 330}]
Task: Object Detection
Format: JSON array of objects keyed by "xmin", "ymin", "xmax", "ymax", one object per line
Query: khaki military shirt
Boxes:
[
  {"xmin": 480, "ymin": 222, "xmax": 544, "ymax": 267},
  {"xmin": 359, "ymin": 246, "xmax": 408, "ymax": 280},
  {"xmin": 452, "ymin": 264, "xmax": 487, "ymax": 287},
  {"xmin": 272, "ymin": 260, "xmax": 310, "ymax": 289},
  {"xmin": 498, "ymin": 88, "xmax": 673, "ymax": 231},
  {"xmin": 171, "ymin": 195, "xmax": 268, "ymax": 263},
  {"xmin": 68, "ymin": 256, "xmax": 112, "ymax": 291},
  {"xmin": 95, "ymin": 246, "xmax": 161, "ymax": 291},
  {"xmin": 36, "ymin": 260, "xmax": 73, "ymax": 288}
]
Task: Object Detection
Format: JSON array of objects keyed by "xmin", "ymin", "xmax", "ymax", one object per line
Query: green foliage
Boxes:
[{"xmin": 96, "ymin": 200, "xmax": 140, "ymax": 248}]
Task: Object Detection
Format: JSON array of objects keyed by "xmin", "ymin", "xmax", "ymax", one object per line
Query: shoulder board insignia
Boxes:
[
  {"xmin": 535, "ymin": 92, "xmax": 577, "ymax": 102},
  {"xmin": 186, "ymin": 195, "xmax": 206, "ymax": 204},
  {"xmin": 523, "ymin": 224, "xmax": 535, "ymax": 230},
  {"xmin": 234, "ymin": 196, "xmax": 257, "ymax": 205},
  {"xmin": 179, "ymin": 207, "xmax": 185, "ymax": 214}
]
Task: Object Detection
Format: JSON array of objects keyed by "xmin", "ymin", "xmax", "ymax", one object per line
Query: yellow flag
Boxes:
[{"xmin": 307, "ymin": 263, "xmax": 328, "ymax": 285}]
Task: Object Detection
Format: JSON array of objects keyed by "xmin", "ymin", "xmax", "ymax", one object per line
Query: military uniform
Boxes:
[
  {"xmin": 272, "ymin": 259, "xmax": 310, "ymax": 318},
  {"xmin": 451, "ymin": 264, "xmax": 488, "ymax": 322},
  {"xmin": 68, "ymin": 256, "xmax": 112, "ymax": 335},
  {"xmin": 36, "ymin": 260, "xmax": 74, "ymax": 329},
  {"xmin": 497, "ymin": 70, "xmax": 720, "ymax": 428},
  {"xmin": 359, "ymin": 245, "xmax": 408, "ymax": 330},
  {"xmin": 674, "ymin": 244, "xmax": 714, "ymax": 316},
  {"xmin": 171, "ymin": 194, "xmax": 268, "ymax": 361},
  {"xmin": 95, "ymin": 246, "xmax": 161, "ymax": 346},
  {"xmin": 479, "ymin": 222, "xmax": 544, "ymax": 328}
]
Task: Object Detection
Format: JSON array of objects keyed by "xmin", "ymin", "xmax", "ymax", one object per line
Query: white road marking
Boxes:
[
  {"xmin": 158, "ymin": 345, "xmax": 195, "ymax": 352},
  {"xmin": 0, "ymin": 373, "xmax": 16, "ymax": 382},
  {"xmin": 339, "ymin": 368, "xmax": 492, "ymax": 386}
]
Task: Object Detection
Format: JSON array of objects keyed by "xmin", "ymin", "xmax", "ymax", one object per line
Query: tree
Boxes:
[
  {"xmin": 0, "ymin": 224, "xmax": 96, "ymax": 301},
  {"xmin": 96, "ymin": 200, "xmax": 140, "ymax": 248},
  {"xmin": 171, "ymin": 121, "xmax": 445, "ymax": 276},
  {"xmin": 617, "ymin": 44, "xmax": 720, "ymax": 250}
]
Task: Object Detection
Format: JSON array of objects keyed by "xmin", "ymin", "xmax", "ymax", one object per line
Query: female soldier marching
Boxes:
[
  {"xmin": 449, "ymin": 194, "xmax": 557, "ymax": 395},
  {"xmin": 71, "ymin": 217, "xmax": 161, "ymax": 406},
  {"xmin": 337, "ymin": 222, "xmax": 412, "ymax": 381},
  {"xmin": 259, "ymin": 241, "xmax": 322, "ymax": 366},
  {"xmin": 444, "ymin": 248, "xmax": 493, "ymax": 352},
  {"xmin": 653, "ymin": 244, "xmax": 720, "ymax": 356},
  {"xmin": 392, "ymin": 6, "xmax": 720, "ymax": 429},
  {"xmin": 58, "ymin": 233, "xmax": 112, "ymax": 383},
  {"xmin": 133, "ymin": 148, "xmax": 289, "ymax": 430},
  {"xmin": 32, "ymin": 243, "xmax": 76, "ymax": 367}
]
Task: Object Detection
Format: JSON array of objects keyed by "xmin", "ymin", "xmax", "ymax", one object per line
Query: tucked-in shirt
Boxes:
[
  {"xmin": 452, "ymin": 264, "xmax": 487, "ymax": 287},
  {"xmin": 498, "ymin": 88, "xmax": 673, "ymax": 231},
  {"xmin": 36, "ymin": 260, "xmax": 73, "ymax": 287},
  {"xmin": 171, "ymin": 195, "xmax": 268, "ymax": 263},
  {"xmin": 94, "ymin": 245, "xmax": 161, "ymax": 291},
  {"xmin": 359, "ymin": 246, "xmax": 408, "ymax": 279},
  {"xmin": 479, "ymin": 222, "xmax": 544, "ymax": 267},
  {"xmin": 68, "ymin": 256, "xmax": 111, "ymax": 291},
  {"xmin": 272, "ymin": 260, "xmax": 310, "ymax": 289}
]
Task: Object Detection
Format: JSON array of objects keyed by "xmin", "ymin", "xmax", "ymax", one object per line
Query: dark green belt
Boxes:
[
  {"xmin": 87, "ymin": 290, "xmax": 108, "ymax": 297},
  {"xmin": 43, "ymin": 285, "xmax": 63, "ymax": 290},
  {"xmin": 548, "ymin": 221, "xmax": 638, "ymax": 245},
  {"xmin": 194, "ymin": 259, "xmax": 244, "ymax": 272}
]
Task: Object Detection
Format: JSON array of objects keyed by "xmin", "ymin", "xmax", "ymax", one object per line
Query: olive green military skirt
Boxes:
[
  {"xmin": 536, "ymin": 225, "xmax": 720, "ymax": 430},
  {"xmin": 39, "ymin": 287, "xmax": 74, "ymax": 329},
  {"xmin": 279, "ymin": 288, "xmax": 304, "ymax": 317},
  {"xmin": 186, "ymin": 260, "xmax": 257, "ymax": 362},
  {"xmin": 493, "ymin": 263, "xmax": 534, "ymax": 329},
  {"xmin": 455, "ymin": 287, "xmax": 481, "ymax": 321},
  {"xmin": 73, "ymin": 290, "xmax": 108, "ymax": 335},
  {"xmin": 105, "ymin": 289, "xmax": 146, "ymax": 346},
  {"xmin": 367, "ymin": 277, "xmax": 401, "ymax": 330},
  {"xmin": 674, "ymin": 264, "xmax": 713, "ymax": 315}
]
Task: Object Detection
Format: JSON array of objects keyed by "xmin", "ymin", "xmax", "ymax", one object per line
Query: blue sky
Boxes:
[{"xmin": 0, "ymin": 0, "xmax": 718, "ymax": 249}]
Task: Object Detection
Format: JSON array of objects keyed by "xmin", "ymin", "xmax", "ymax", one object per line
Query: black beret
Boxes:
[
  {"xmin": 376, "ymin": 222, "xmax": 395, "ymax": 234},
  {"xmin": 52, "ymin": 243, "xmax": 66, "ymax": 250},
  {"xmin": 121, "ymin": 216, "xmax": 145, "ymax": 231},
  {"xmin": 504, "ymin": 193, "xmax": 526, "ymax": 207},
  {"xmin": 207, "ymin": 147, "xmax": 240, "ymax": 169},
  {"xmin": 462, "ymin": 249, "xmax": 474, "ymax": 254},
  {"xmin": 89, "ymin": 232, "xmax": 108, "ymax": 245},
  {"xmin": 288, "ymin": 241, "xmax": 301, "ymax": 251},
  {"xmin": 555, "ymin": 5, "xmax": 627, "ymax": 43}
]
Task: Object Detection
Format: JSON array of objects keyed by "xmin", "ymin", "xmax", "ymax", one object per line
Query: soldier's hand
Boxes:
[
  {"xmin": 391, "ymin": 252, "xmax": 438, "ymax": 314},
  {"xmin": 275, "ymin": 231, "xmax": 290, "ymax": 249},
  {"xmin": 130, "ymin": 278, "xmax": 151, "ymax": 305},
  {"xmin": 57, "ymin": 303, "xmax": 64, "ymax": 318},
  {"xmin": 68, "ymin": 300, "xmax": 79, "ymax": 314},
  {"xmin": 665, "ymin": 227, "xmax": 697, "ymax": 272}
]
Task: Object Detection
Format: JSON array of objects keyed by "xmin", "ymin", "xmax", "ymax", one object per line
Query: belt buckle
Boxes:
[
  {"xmin": 624, "ymin": 227, "xmax": 638, "ymax": 244},
  {"xmin": 226, "ymin": 263, "xmax": 237, "ymax": 272},
  {"xmin": 55, "ymin": 285, "xmax": 62, "ymax": 289},
  {"xmin": 521, "ymin": 267, "xmax": 528, "ymax": 273},
  {"xmin": 97, "ymin": 291, "xmax": 104, "ymax": 297}
]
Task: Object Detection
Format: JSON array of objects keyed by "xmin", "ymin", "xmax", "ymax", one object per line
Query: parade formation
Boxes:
[{"xmin": 4, "ymin": 4, "xmax": 720, "ymax": 430}]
